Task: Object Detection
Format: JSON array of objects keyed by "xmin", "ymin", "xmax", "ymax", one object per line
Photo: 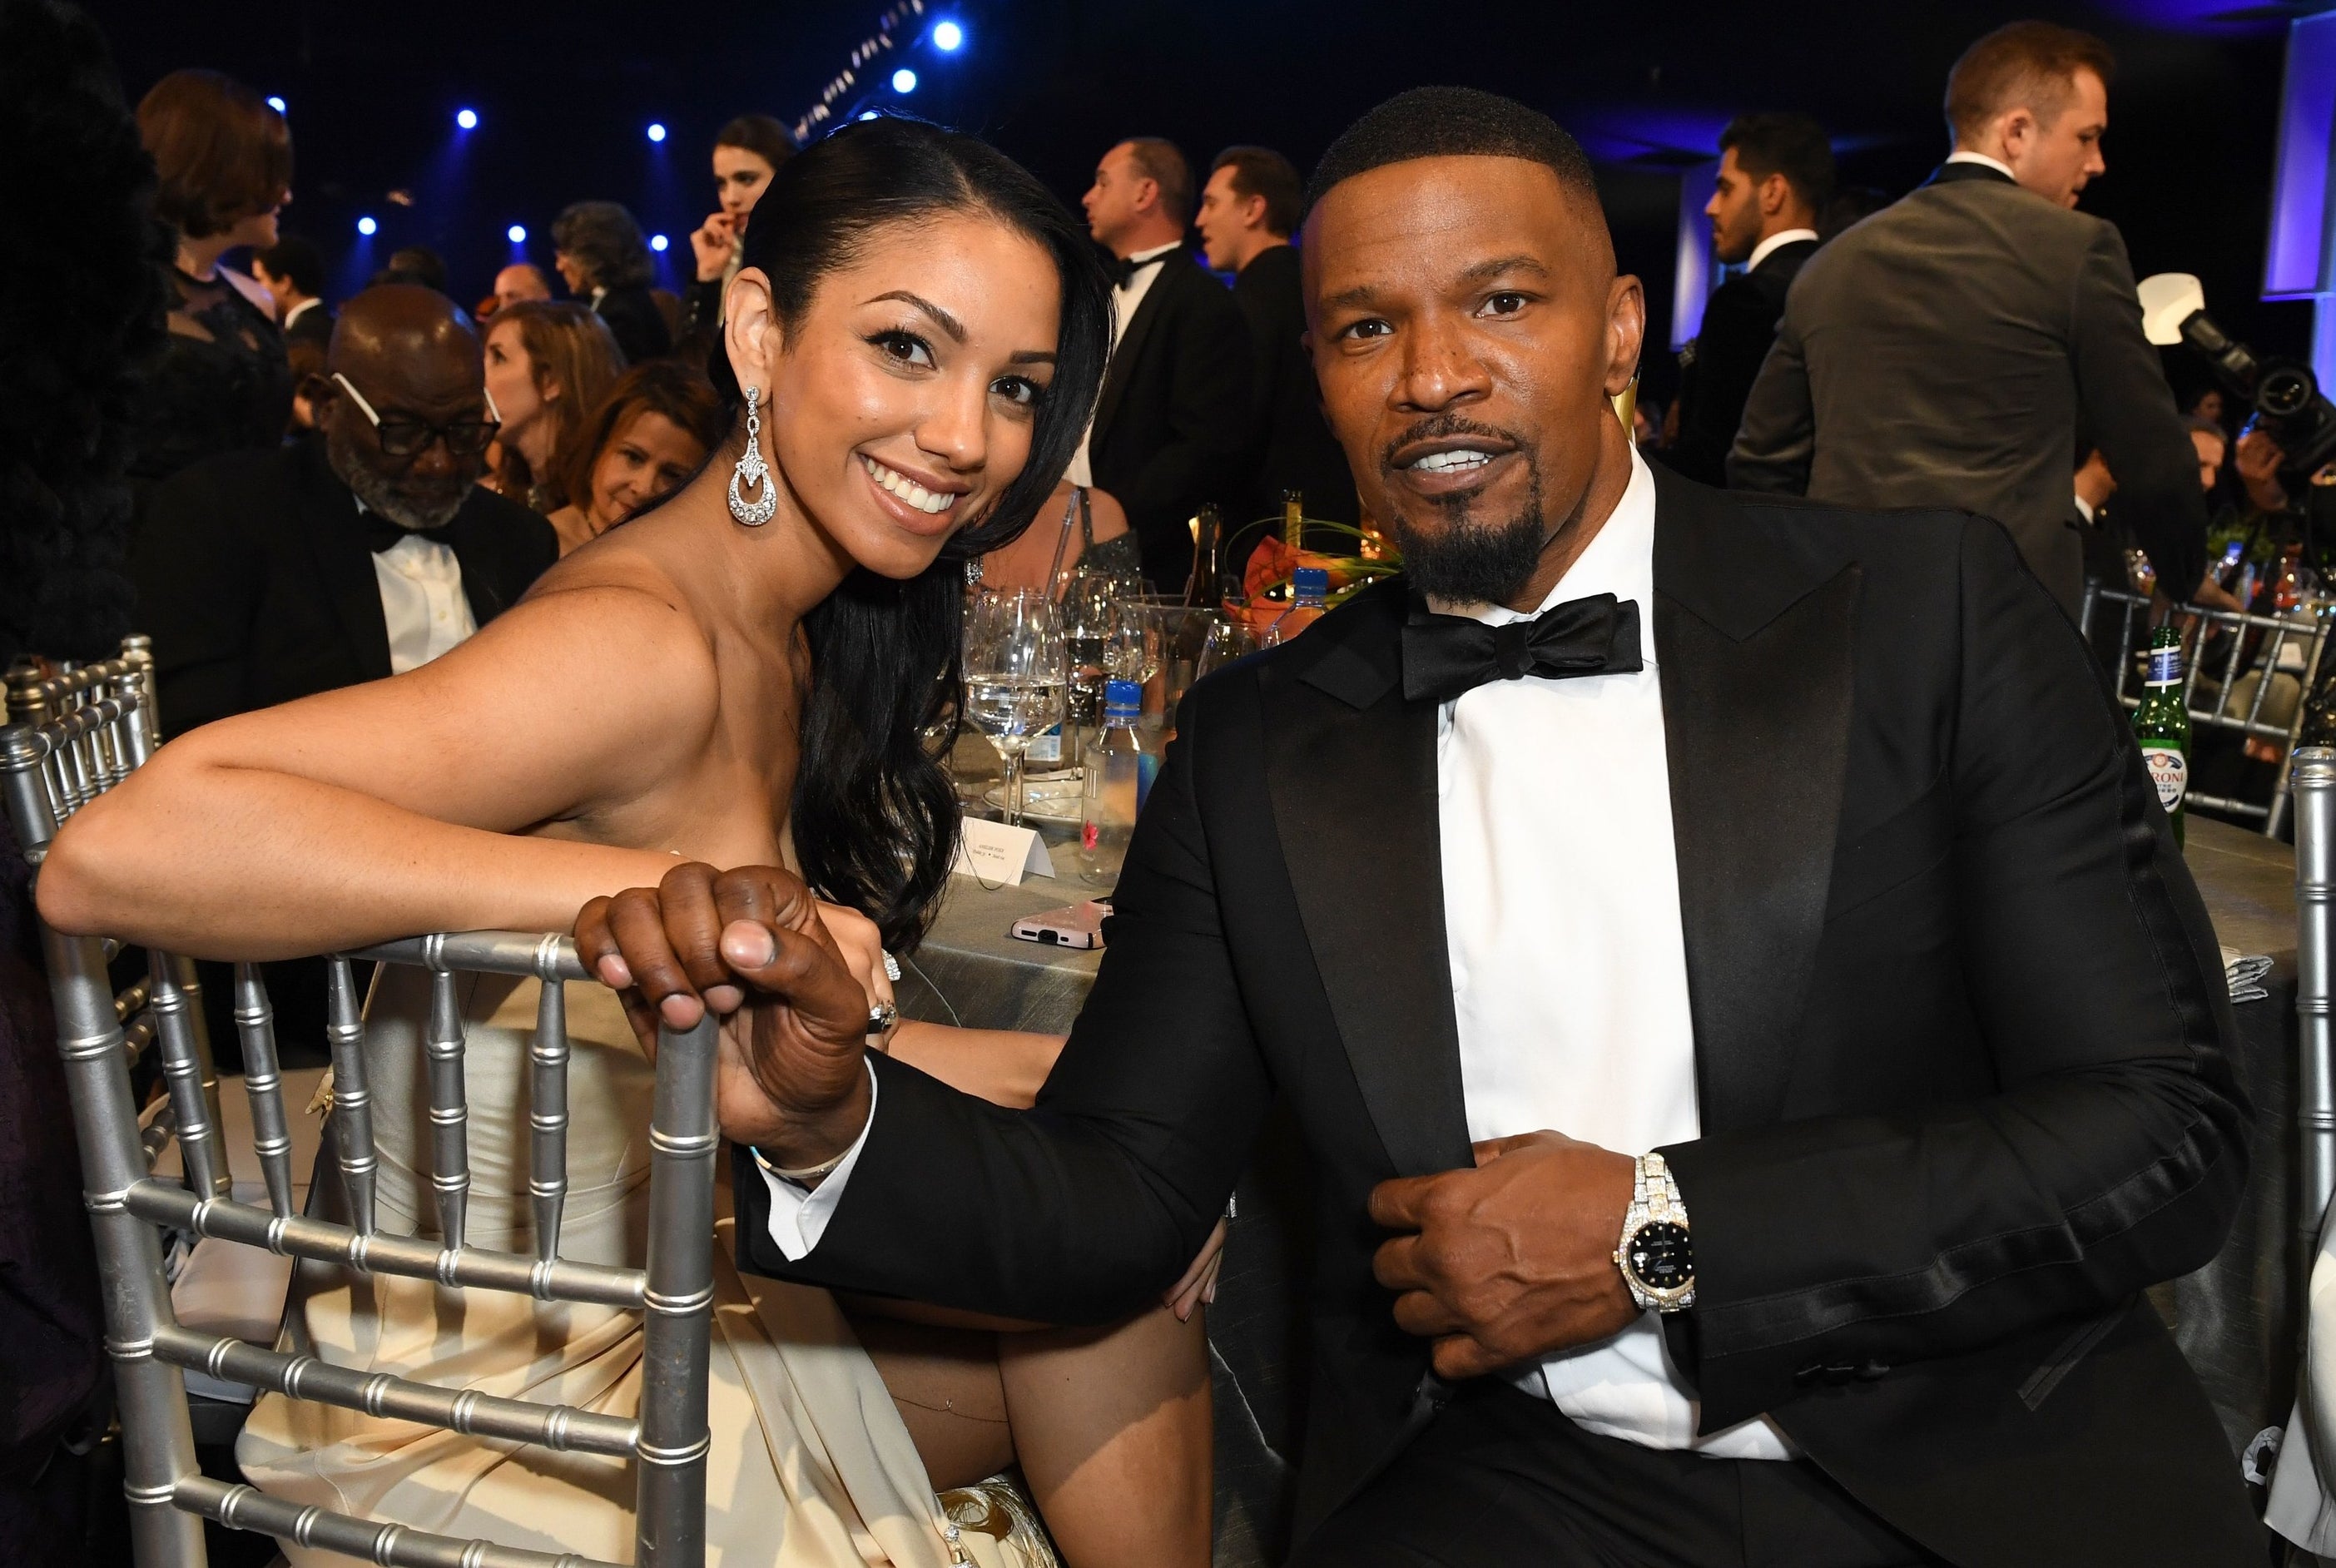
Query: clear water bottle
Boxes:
[
  {"xmin": 1079, "ymin": 679, "xmax": 1160, "ymax": 882},
  {"xmin": 1262, "ymin": 566, "xmax": 1329, "ymax": 648}
]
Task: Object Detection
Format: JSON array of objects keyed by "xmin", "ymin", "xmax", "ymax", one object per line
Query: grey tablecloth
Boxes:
[{"xmin": 903, "ymin": 816, "xmax": 2307, "ymax": 1565}]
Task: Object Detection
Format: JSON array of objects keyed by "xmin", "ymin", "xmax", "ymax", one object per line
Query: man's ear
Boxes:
[
  {"xmin": 1134, "ymin": 177, "xmax": 1161, "ymax": 217},
  {"xmin": 1603, "ymin": 275, "xmax": 1647, "ymax": 397},
  {"xmin": 1758, "ymin": 171, "xmax": 1792, "ymax": 220},
  {"xmin": 1244, "ymin": 192, "xmax": 1269, "ymax": 232}
]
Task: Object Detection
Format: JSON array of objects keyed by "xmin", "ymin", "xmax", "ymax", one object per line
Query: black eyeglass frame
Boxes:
[{"xmin": 331, "ymin": 372, "xmax": 503, "ymax": 459}]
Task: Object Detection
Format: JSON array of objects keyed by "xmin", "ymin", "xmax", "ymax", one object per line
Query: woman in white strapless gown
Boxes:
[{"xmin": 46, "ymin": 117, "xmax": 1213, "ymax": 1568}]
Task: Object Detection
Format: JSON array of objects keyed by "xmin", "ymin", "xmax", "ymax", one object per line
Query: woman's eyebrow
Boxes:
[
  {"xmin": 865, "ymin": 289, "xmax": 966, "ymax": 344},
  {"xmin": 1009, "ymin": 350, "xmax": 1056, "ymax": 365}
]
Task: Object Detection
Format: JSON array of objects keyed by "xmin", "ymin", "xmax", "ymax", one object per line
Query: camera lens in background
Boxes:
[{"xmin": 2259, "ymin": 365, "xmax": 2318, "ymax": 420}]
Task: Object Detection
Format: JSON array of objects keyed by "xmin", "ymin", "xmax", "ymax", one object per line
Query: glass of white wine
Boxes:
[{"xmin": 963, "ymin": 588, "xmax": 1068, "ymax": 826}]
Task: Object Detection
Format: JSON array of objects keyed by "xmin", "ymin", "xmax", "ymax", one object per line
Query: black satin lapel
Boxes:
[
  {"xmin": 1090, "ymin": 256, "xmax": 1182, "ymax": 442},
  {"xmin": 1262, "ymin": 660, "xmax": 1472, "ymax": 1178},
  {"xmin": 447, "ymin": 504, "xmax": 506, "ymax": 627},
  {"xmin": 1658, "ymin": 567, "xmax": 1858, "ymax": 1132},
  {"xmin": 300, "ymin": 447, "xmax": 394, "ymax": 683}
]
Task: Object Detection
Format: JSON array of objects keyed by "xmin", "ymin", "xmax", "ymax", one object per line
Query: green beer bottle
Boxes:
[{"xmin": 2134, "ymin": 626, "xmax": 2191, "ymax": 846}]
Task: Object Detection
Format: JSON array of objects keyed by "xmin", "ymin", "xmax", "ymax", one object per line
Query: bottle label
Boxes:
[
  {"xmin": 2141, "ymin": 744, "xmax": 2187, "ymax": 813},
  {"xmin": 2145, "ymin": 647, "xmax": 2182, "ymax": 686}
]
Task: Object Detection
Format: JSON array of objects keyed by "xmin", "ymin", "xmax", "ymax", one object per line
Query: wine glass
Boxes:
[
  {"xmin": 1196, "ymin": 614, "xmax": 1260, "ymax": 680},
  {"xmin": 962, "ymin": 588, "xmax": 1067, "ymax": 826}
]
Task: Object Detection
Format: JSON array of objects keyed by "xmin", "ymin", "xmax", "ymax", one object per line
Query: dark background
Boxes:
[{"xmin": 91, "ymin": 0, "xmax": 2319, "ymax": 398}]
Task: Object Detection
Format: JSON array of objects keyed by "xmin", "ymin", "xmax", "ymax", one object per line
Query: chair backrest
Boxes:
[
  {"xmin": 1, "ymin": 649, "xmax": 717, "ymax": 1568},
  {"xmin": 2080, "ymin": 583, "xmax": 2334, "ymax": 838}
]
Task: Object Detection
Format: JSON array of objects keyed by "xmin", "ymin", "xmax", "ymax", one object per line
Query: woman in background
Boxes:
[
  {"xmin": 545, "ymin": 360, "xmax": 728, "ymax": 553},
  {"xmin": 684, "ymin": 113, "xmax": 797, "ymax": 338},
  {"xmin": 126, "ymin": 69, "xmax": 294, "ymax": 487},
  {"xmin": 552, "ymin": 200, "xmax": 672, "ymax": 365},
  {"xmin": 483, "ymin": 300, "xmax": 625, "ymax": 514}
]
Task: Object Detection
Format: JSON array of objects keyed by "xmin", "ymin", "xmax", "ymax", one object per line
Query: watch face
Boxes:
[{"xmin": 1626, "ymin": 1221, "xmax": 1694, "ymax": 1293}]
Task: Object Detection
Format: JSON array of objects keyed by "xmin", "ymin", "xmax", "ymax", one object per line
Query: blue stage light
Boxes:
[
  {"xmin": 892, "ymin": 67, "xmax": 917, "ymax": 93},
  {"xmin": 357, "ymin": 216, "xmax": 377, "ymax": 236},
  {"xmin": 266, "ymin": 95, "xmax": 287, "ymax": 113},
  {"xmin": 933, "ymin": 20, "xmax": 964, "ymax": 50},
  {"xmin": 857, "ymin": 111, "xmax": 880, "ymax": 121},
  {"xmin": 507, "ymin": 224, "xmax": 527, "ymax": 244},
  {"xmin": 647, "ymin": 122, "xmax": 667, "ymax": 143},
  {"xmin": 456, "ymin": 107, "xmax": 479, "ymax": 130}
]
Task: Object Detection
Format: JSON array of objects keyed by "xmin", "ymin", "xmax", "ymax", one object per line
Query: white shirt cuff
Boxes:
[{"xmin": 750, "ymin": 1061, "xmax": 879, "ymax": 1261}]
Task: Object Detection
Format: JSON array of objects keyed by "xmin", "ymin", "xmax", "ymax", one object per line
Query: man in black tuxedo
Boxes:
[
  {"xmin": 1077, "ymin": 136, "xmax": 1254, "ymax": 593},
  {"xmin": 135, "ymin": 285, "xmax": 555, "ymax": 1061},
  {"xmin": 252, "ymin": 235, "xmax": 333, "ymax": 350},
  {"xmin": 1658, "ymin": 114, "xmax": 1830, "ymax": 488},
  {"xmin": 133, "ymin": 284, "xmax": 555, "ymax": 736},
  {"xmin": 1198, "ymin": 146, "xmax": 1359, "ymax": 541},
  {"xmin": 587, "ymin": 88, "xmax": 2255, "ymax": 1567},
  {"xmin": 1730, "ymin": 22, "xmax": 2206, "ymax": 618}
]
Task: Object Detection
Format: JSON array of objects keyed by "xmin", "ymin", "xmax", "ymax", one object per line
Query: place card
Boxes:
[{"xmin": 954, "ymin": 816, "xmax": 1056, "ymax": 886}]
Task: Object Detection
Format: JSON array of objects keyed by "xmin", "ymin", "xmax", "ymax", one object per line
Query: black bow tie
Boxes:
[
  {"xmin": 1401, "ymin": 592, "xmax": 1644, "ymax": 705},
  {"xmin": 1113, "ymin": 250, "xmax": 1170, "ymax": 287},
  {"xmin": 358, "ymin": 509, "xmax": 451, "ymax": 556}
]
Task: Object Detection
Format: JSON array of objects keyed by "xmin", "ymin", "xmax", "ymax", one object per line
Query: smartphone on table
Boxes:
[{"xmin": 1009, "ymin": 897, "xmax": 1113, "ymax": 950}]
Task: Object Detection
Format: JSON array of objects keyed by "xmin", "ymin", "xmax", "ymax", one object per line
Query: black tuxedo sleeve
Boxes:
[
  {"xmin": 732, "ymin": 689, "xmax": 1273, "ymax": 1322},
  {"xmin": 1119, "ymin": 285, "xmax": 1256, "ymax": 553},
  {"xmin": 2072, "ymin": 225, "xmax": 2208, "ymax": 600},
  {"xmin": 131, "ymin": 468, "xmax": 259, "ymax": 737},
  {"xmin": 1659, "ymin": 515, "xmax": 2249, "ymax": 1429},
  {"xmin": 1725, "ymin": 305, "xmax": 1814, "ymax": 495},
  {"xmin": 1664, "ymin": 280, "xmax": 1778, "ymax": 488}
]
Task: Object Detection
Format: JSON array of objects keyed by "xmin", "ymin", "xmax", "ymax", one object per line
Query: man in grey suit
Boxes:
[{"xmin": 1729, "ymin": 21, "xmax": 2205, "ymax": 616}]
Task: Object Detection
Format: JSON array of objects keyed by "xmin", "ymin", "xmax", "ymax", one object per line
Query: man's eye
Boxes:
[
  {"xmin": 1482, "ymin": 292, "xmax": 1529, "ymax": 317},
  {"xmin": 1337, "ymin": 318, "xmax": 1391, "ymax": 342}
]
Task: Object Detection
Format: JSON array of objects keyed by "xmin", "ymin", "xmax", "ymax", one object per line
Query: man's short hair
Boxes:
[
  {"xmin": 1717, "ymin": 113, "xmax": 1835, "ymax": 214},
  {"xmin": 1946, "ymin": 21, "xmax": 2115, "ymax": 146},
  {"xmin": 255, "ymin": 235, "xmax": 325, "ymax": 300},
  {"xmin": 2187, "ymin": 414, "xmax": 2229, "ymax": 445},
  {"xmin": 1303, "ymin": 87, "xmax": 1599, "ymax": 222},
  {"xmin": 1211, "ymin": 146, "xmax": 1302, "ymax": 237},
  {"xmin": 1121, "ymin": 137, "xmax": 1195, "ymax": 226}
]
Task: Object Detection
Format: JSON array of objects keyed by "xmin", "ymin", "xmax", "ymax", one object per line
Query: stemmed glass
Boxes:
[
  {"xmin": 1195, "ymin": 614, "xmax": 1261, "ymax": 680},
  {"xmin": 962, "ymin": 588, "xmax": 1068, "ymax": 826}
]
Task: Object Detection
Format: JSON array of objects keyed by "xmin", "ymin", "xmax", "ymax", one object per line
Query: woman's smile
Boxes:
[{"xmin": 858, "ymin": 450, "xmax": 968, "ymax": 531}]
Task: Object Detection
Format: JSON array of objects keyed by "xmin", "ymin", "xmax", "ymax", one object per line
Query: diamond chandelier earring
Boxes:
[{"xmin": 727, "ymin": 386, "xmax": 777, "ymax": 526}]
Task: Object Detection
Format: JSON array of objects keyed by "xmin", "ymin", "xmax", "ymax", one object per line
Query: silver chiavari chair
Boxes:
[
  {"xmin": 2296, "ymin": 747, "xmax": 2336, "ymax": 1253},
  {"xmin": 2, "ymin": 656, "xmax": 719, "ymax": 1568}
]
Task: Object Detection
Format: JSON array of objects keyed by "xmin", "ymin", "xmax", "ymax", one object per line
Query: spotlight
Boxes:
[
  {"xmin": 651, "ymin": 234, "xmax": 669, "ymax": 252},
  {"xmin": 857, "ymin": 110, "xmax": 881, "ymax": 121},
  {"xmin": 507, "ymin": 224, "xmax": 527, "ymax": 244},
  {"xmin": 892, "ymin": 67, "xmax": 918, "ymax": 93},
  {"xmin": 647, "ymin": 122, "xmax": 667, "ymax": 143},
  {"xmin": 357, "ymin": 216, "xmax": 378, "ymax": 236},
  {"xmin": 266, "ymin": 95, "xmax": 287, "ymax": 113},
  {"xmin": 456, "ymin": 107, "xmax": 479, "ymax": 130},
  {"xmin": 933, "ymin": 20, "xmax": 963, "ymax": 50}
]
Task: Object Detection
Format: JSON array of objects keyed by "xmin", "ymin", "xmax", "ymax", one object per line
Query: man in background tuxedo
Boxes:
[
  {"xmin": 1198, "ymin": 145, "xmax": 1360, "ymax": 542},
  {"xmin": 589, "ymin": 87, "xmax": 2254, "ymax": 1567},
  {"xmin": 252, "ymin": 235, "xmax": 333, "ymax": 350},
  {"xmin": 133, "ymin": 285, "xmax": 554, "ymax": 1060},
  {"xmin": 1659, "ymin": 114, "xmax": 1830, "ymax": 487},
  {"xmin": 1078, "ymin": 136, "xmax": 1253, "ymax": 593},
  {"xmin": 1730, "ymin": 22, "xmax": 2205, "ymax": 617}
]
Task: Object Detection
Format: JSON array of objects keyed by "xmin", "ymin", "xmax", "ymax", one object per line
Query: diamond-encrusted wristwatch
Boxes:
[{"xmin": 1614, "ymin": 1150, "xmax": 1696, "ymax": 1312}]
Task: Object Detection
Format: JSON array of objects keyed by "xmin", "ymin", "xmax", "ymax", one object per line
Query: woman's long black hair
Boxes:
[{"xmin": 712, "ymin": 116, "xmax": 1112, "ymax": 952}]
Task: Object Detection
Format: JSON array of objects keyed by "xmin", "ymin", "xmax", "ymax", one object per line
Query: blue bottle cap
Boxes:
[
  {"xmin": 1292, "ymin": 567, "xmax": 1329, "ymax": 602},
  {"xmin": 1104, "ymin": 678, "xmax": 1142, "ymax": 713}
]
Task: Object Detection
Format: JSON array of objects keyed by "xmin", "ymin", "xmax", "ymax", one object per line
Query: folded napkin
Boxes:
[{"xmin": 2223, "ymin": 945, "xmax": 2274, "ymax": 1005}]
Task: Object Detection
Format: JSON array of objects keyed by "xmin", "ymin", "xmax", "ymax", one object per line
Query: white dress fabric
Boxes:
[{"xmin": 236, "ymin": 965, "xmax": 1049, "ymax": 1567}]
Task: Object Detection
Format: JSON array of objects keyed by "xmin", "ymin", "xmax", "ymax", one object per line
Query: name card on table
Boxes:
[{"xmin": 954, "ymin": 816, "xmax": 1056, "ymax": 886}]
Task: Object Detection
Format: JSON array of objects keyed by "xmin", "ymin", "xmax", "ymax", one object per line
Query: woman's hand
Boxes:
[
  {"xmin": 576, "ymin": 862, "xmax": 874, "ymax": 1161},
  {"xmin": 1162, "ymin": 1218, "xmax": 1228, "ymax": 1322},
  {"xmin": 814, "ymin": 898, "xmax": 896, "ymax": 1049},
  {"xmin": 689, "ymin": 211, "xmax": 736, "ymax": 284}
]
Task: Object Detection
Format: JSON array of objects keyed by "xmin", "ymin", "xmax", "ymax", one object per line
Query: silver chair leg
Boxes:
[
  {"xmin": 325, "ymin": 957, "xmax": 378, "ymax": 1235},
  {"xmin": 634, "ymin": 1016, "xmax": 717, "ymax": 1568}
]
